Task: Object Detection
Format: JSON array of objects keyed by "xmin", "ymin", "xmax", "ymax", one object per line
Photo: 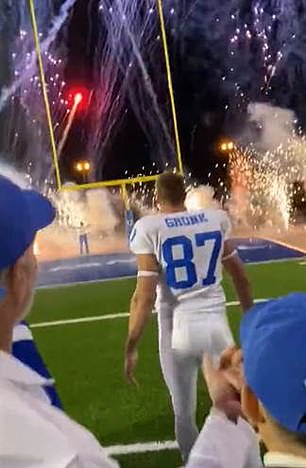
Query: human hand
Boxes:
[
  {"xmin": 124, "ymin": 348, "xmax": 139, "ymax": 386},
  {"xmin": 220, "ymin": 346, "xmax": 244, "ymax": 393},
  {"xmin": 203, "ymin": 347, "xmax": 243, "ymax": 421}
]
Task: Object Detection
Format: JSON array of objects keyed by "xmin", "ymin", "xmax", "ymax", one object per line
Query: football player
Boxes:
[{"xmin": 124, "ymin": 172, "xmax": 252, "ymax": 462}]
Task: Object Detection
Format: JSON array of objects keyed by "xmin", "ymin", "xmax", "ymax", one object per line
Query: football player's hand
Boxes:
[{"xmin": 124, "ymin": 348, "xmax": 139, "ymax": 386}]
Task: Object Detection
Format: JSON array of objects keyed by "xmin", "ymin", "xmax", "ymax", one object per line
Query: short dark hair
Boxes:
[{"xmin": 156, "ymin": 172, "xmax": 186, "ymax": 206}]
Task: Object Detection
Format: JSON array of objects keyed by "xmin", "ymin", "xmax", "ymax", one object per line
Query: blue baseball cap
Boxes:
[
  {"xmin": 0, "ymin": 175, "xmax": 55, "ymax": 269},
  {"xmin": 240, "ymin": 293, "xmax": 306, "ymax": 434}
]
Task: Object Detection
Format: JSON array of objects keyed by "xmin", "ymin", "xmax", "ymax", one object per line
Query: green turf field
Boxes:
[{"xmin": 29, "ymin": 260, "xmax": 305, "ymax": 467}]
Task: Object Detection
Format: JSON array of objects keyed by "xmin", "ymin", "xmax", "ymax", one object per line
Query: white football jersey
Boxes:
[{"xmin": 130, "ymin": 209, "xmax": 231, "ymax": 315}]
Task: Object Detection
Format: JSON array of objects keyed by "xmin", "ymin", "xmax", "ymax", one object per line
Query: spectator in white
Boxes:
[
  {"xmin": 186, "ymin": 348, "xmax": 261, "ymax": 468},
  {"xmin": 0, "ymin": 175, "xmax": 118, "ymax": 467},
  {"xmin": 78, "ymin": 221, "xmax": 90, "ymax": 255},
  {"xmin": 187, "ymin": 293, "xmax": 306, "ymax": 468}
]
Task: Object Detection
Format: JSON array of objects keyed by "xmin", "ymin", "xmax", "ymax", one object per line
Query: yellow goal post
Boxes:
[{"xmin": 28, "ymin": 0, "xmax": 183, "ymax": 193}]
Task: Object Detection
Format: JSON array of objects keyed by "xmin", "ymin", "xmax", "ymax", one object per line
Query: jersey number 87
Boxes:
[{"xmin": 162, "ymin": 231, "xmax": 222, "ymax": 290}]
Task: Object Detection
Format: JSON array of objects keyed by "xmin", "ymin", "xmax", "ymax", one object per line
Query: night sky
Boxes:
[
  {"xmin": 61, "ymin": 0, "xmax": 306, "ymax": 188},
  {"xmin": 1, "ymin": 0, "xmax": 306, "ymax": 191},
  {"xmin": 61, "ymin": 0, "xmax": 234, "ymax": 186}
]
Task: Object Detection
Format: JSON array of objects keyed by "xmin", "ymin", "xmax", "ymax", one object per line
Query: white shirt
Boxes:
[
  {"xmin": 130, "ymin": 209, "xmax": 231, "ymax": 315},
  {"xmin": 264, "ymin": 452, "xmax": 306, "ymax": 467},
  {"xmin": 0, "ymin": 351, "xmax": 118, "ymax": 468},
  {"xmin": 188, "ymin": 414, "xmax": 306, "ymax": 468},
  {"xmin": 13, "ymin": 322, "xmax": 33, "ymax": 342},
  {"xmin": 187, "ymin": 409, "xmax": 263, "ymax": 468},
  {"xmin": 78, "ymin": 225, "xmax": 88, "ymax": 236}
]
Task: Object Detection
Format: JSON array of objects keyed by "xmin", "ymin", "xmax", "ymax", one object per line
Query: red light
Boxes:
[
  {"xmin": 65, "ymin": 86, "xmax": 91, "ymax": 112},
  {"xmin": 74, "ymin": 92, "xmax": 83, "ymax": 105}
]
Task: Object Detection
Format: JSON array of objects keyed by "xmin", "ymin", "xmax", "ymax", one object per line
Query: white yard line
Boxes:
[
  {"xmin": 259, "ymin": 237, "xmax": 306, "ymax": 255},
  {"xmin": 30, "ymin": 298, "xmax": 268, "ymax": 329},
  {"xmin": 31, "ymin": 312, "xmax": 130, "ymax": 328},
  {"xmin": 246, "ymin": 256, "xmax": 306, "ymax": 265},
  {"xmin": 104, "ymin": 440, "xmax": 178, "ymax": 456}
]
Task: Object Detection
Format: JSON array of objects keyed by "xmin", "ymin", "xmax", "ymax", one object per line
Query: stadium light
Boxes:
[
  {"xmin": 75, "ymin": 160, "xmax": 91, "ymax": 183},
  {"xmin": 219, "ymin": 140, "xmax": 235, "ymax": 153},
  {"xmin": 75, "ymin": 160, "xmax": 91, "ymax": 173},
  {"xmin": 76, "ymin": 162, "xmax": 84, "ymax": 172}
]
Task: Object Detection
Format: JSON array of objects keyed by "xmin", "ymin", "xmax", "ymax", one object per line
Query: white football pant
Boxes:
[{"xmin": 157, "ymin": 309, "xmax": 234, "ymax": 462}]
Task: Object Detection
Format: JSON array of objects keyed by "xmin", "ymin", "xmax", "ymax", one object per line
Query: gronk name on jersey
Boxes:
[{"xmin": 165, "ymin": 213, "xmax": 208, "ymax": 228}]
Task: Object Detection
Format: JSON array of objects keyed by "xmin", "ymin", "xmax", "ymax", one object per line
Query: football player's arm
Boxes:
[
  {"xmin": 222, "ymin": 240, "xmax": 253, "ymax": 313},
  {"xmin": 126, "ymin": 254, "xmax": 159, "ymax": 353}
]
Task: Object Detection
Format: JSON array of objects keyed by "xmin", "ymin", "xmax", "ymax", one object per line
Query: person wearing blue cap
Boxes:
[
  {"xmin": 0, "ymin": 175, "xmax": 118, "ymax": 467},
  {"xmin": 0, "ymin": 178, "xmax": 62, "ymax": 408},
  {"xmin": 187, "ymin": 293, "xmax": 306, "ymax": 468},
  {"xmin": 240, "ymin": 292, "xmax": 306, "ymax": 467}
]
